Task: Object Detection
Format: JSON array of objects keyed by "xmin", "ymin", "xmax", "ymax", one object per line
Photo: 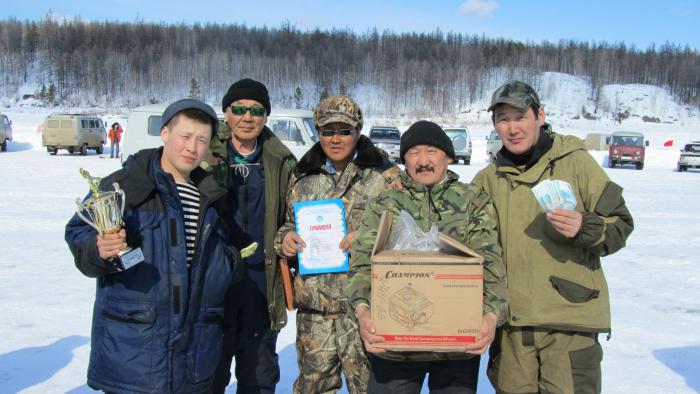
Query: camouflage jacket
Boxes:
[
  {"xmin": 205, "ymin": 125, "xmax": 297, "ymax": 330},
  {"xmin": 472, "ymin": 129, "xmax": 633, "ymax": 333},
  {"xmin": 346, "ymin": 170, "xmax": 507, "ymax": 361},
  {"xmin": 274, "ymin": 135, "xmax": 400, "ymax": 314}
]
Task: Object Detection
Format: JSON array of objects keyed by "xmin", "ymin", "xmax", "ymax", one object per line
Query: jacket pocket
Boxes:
[
  {"xmin": 569, "ymin": 341, "xmax": 603, "ymax": 393},
  {"xmin": 187, "ymin": 307, "xmax": 225, "ymax": 383},
  {"xmin": 92, "ymin": 301, "xmax": 159, "ymax": 389},
  {"xmin": 550, "ymin": 276, "xmax": 600, "ymax": 303}
]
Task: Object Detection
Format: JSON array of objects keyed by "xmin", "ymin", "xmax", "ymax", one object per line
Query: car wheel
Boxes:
[
  {"xmin": 636, "ymin": 162, "xmax": 644, "ymax": 170},
  {"xmin": 608, "ymin": 159, "xmax": 615, "ymax": 168},
  {"xmin": 465, "ymin": 157, "xmax": 471, "ymax": 165},
  {"xmin": 1, "ymin": 140, "xmax": 6, "ymax": 152},
  {"xmin": 49, "ymin": 147, "xmax": 57, "ymax": 155},
  {"xmin": 96, "ymin": 145, "xmax": 103, "ymax": 154},
  {"xmin": 679, "ymin": 165, "xmax": 687, "ymax": 172},
  {"xmin": 68, "ymin": 147, "xmax": 74, "ymax": 154},
  {"xmin": 80, "ymin": 144, "xmax": 88, "ymax": 156}
]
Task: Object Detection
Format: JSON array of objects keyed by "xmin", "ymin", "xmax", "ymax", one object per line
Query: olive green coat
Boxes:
[
  {"xmin": 472, "ymin": 130, "xmax": 634, "ymax": 333},
  {"xmin": 206, "ymin": 126, "xmax": 297, "ymax": 330}
]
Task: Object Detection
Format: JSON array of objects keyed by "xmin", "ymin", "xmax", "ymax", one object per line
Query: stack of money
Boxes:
[{"xmin": 531, "ymin": 179, "xmax": 577, "ymax": 212}]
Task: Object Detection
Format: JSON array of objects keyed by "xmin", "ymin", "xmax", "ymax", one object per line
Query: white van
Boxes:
[
  {"xmin": 0, "ymin": 113, "xmax": 12, "ymax": 152},
  {"xmin": 42, "ymin": 114, "xmax": 107, "ymax": 155},
  {"xmin": 486, "ymin": 129, "xmax": 503, "ymax": 162},
  {"xmin": 122, "ymin": 105, "xmax": 318, "ymax": 162}
]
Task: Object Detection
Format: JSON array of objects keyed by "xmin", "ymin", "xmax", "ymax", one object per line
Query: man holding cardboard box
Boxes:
[
  {"xmin": 472, "ymin": 81, "xmax": 634, "ymax": 394},
  {"xmin": 346, "ymin": 120, "xmax": 507, "ymax": 393}
]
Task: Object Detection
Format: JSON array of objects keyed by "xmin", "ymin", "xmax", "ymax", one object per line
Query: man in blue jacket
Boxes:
[{"xmin": 65, "ymin": 99, "xmax": 242, "ymax": 393}]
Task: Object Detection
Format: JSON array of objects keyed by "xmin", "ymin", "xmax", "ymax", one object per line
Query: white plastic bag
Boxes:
[{"xmin": 386, "ymin": 210, "xmax": 441, "ymax": 251}]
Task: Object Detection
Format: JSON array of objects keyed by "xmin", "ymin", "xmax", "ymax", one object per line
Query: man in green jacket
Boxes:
[
  {"xmin": 208, "ymin": 78, "xmax": 297, "ymax": 394},
  {"xmin": 472, "ymin": 81, "xmax": 634, "ymax": 394},
  {"xmin": 346, "ymin": 120, "xmax": 507, "ymax": 393},
  {"xmin": 276, "ymin": 95, "xmax": 400, "ymax": 394}
]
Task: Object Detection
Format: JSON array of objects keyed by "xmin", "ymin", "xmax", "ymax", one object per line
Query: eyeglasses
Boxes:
[
  {"xmin": 230, "ymin": 105, "xmax": 266, "ymax": 117},
  {"xmin": 320, "ymin": 129, "xmax": 354, "ymax": 137}
]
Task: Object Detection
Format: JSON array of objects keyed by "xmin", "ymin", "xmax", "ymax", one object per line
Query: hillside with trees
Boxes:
[{"xmin": 0, "ymin": 15, "xmax": 698, "ymax": 116}]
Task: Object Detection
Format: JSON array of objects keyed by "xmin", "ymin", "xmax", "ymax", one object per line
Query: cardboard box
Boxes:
[{"xmin": 370, "ymin": 211, "xmax": 484, "ymax": 351}]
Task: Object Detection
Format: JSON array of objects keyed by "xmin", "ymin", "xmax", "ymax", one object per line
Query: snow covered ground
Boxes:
[{"xmin": 0, "ymin": 108, "xmax": 699, "ymax": 394}]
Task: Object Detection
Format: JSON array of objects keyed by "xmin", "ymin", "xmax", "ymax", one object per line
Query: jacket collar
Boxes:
[
  {"xmin": 114, "ymin": 148, "xmax": 226, "ymax": 208},
  {"xmin": 295, "ymin": 135, "xmax": 390, "ymax": 175}
]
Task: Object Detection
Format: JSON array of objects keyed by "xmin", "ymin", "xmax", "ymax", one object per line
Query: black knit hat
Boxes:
[
  {"xmin": 221, "ymin": 78, "xmax": 271, "ymax": 115},
  {"xmin": 400, "ymin": 120, "xmax": 456, "ymax": 161}
]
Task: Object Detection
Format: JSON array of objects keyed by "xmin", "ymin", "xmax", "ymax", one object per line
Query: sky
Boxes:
[{"xmin": 3, "ymin": 0, "xmax": 699, "ymax": 51}]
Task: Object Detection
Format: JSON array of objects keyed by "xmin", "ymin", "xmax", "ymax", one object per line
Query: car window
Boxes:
[
  {"xmin": 61, "ymin": 120, "xmax": 72, "ymax": 128},
  {"xmin": 148, "ymin": 115, "xmax": 163, "ymax": 136},
  {"xmin": 371, "ymin": 128, "xmax": 400, "ymax": 140},
  {"xmin": 270, "ymin": 119, "xmax": 304, "ymax": 145},
  {"xmin": 303, "ymin": 118, "xmax": 319, "ymax": 143}
]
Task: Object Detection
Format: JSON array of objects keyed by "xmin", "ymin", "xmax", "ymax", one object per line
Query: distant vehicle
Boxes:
[
  {"xmin": 123, "ymin": 104, "xmax": 318, "ymax": 162},
  {"xmin": 486, "ymin": 129, "xmax": 502, "ymax": 162},
  {"xmin": 443, "ymin": 127, "xmax": 472, "ymax": 165},
  {"xmin": 608, "ymin": 131, "xmax": 648, "ymax": 170},
  {"xmin": 677, "ymin": 141, "xmax": 700, "ymax": 172},
  {"xmin": 369, "ymin": 125, "xmax": 401, "ymax": 163},
  {"xmin": 42, "ymin": 114, "xmax": 106, "ymax": 155},
  {"xmin": 584, "ymin": 133, "xmax": 611, "ymax": 151},
  {"xmin": 0, "ymin": 113, "xmax": 12, "ymax": 152}
]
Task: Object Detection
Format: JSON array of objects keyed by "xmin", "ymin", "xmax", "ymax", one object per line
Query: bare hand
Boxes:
[
  {"xmin": 355, "ymin": 305, "xmax": 386, "ymax": 353},
  {"xmin": 546, "ymin": 209, "xmax": 583, "ymax": 238},
  {"xmin": 339, "ymin": 231, "xmax": 358, "ymax": 252},
  {"xmin": 96, "ymin": 229, "xmax": 127, "ymax": 259},
  {"xmin": 281, "ymin": 231, "xmax": 306, "ymax": 257},
  {"xmin": 464, "ymin": 312, "xmax": 498, "ymax": 355}
]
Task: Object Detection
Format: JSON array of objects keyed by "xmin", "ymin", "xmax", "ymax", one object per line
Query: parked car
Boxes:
[
  {"xmin": 486, "ymin": 129, "xmax": 502, "ymax": 162},
  {"xmin": 42, "ymin": 114, "xmax": 106, "ymax": 155},
  {"xmin": 677, "ymin": 141, "xmax": 700, "ymax": 172},
  {"xmin": 122, "ymin": 104, "xmax": 318, "ymax": 162},
  {"xmin": 369, "ymin": 125, "xmax": 401, "ymax": 163},
  {"xmin": 0, "ymin": 113, "xmax": 12, "ymax": 152},
  {"xmin": 608, "ymin": 131, "xmax": 648, "ymax": 170},
  {"xmin": 443, "ymin": 127, "xmax": 472, "ymax": 165}
]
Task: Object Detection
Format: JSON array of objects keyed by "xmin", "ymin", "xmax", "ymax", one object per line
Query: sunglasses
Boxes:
[
  {"xmin": 320, "ymin": 129, "xmax": 354, "ymax": 137},
  {"xmin": 230, "ymin": 105, "xmax": 266, "ymax": 117}
]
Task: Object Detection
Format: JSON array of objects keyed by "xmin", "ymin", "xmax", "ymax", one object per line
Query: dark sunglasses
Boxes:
[
  {"xmin": 230, "ymin": 105, "xmax": 266, "ymax": 117},
  {"xmin": 320, "ymin": 129, "xmax": 354, "ymax": 137}
]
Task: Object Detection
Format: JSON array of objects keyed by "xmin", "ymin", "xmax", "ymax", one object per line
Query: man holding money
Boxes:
[
  {"xmin": 65, "ymin": 99, "xmax": 242, "ymax": 393},
  {"xmin": 472, "ymin": 81, "xmax": 635, "ymax": 394}
]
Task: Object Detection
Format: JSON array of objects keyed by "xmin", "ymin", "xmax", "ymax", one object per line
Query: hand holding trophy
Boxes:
[{"xmin": 75, "ymin": 168, "xmax": 144, "ymax": 271}]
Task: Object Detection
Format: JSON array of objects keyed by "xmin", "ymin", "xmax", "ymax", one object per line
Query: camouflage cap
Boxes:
[
  {"xmin": 313, "ymin": 95, "xmax": 363, "ymax": 131},
  {"xmin": 488, "ymin": 80, "xmax": 541, "ymax": 112}
]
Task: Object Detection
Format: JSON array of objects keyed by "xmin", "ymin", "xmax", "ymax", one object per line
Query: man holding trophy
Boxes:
[{"xmin": 65, "ymin": 99, "xmax": 243, "ymax": 393}]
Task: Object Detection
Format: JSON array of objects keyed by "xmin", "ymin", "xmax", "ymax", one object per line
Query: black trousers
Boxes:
[{"xmin": 368, "ymin": 355, "xmax": 480, "ymax": 394}]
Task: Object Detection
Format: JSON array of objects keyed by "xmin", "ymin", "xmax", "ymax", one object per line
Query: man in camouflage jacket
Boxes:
[
  {"xmin": 275, "ymin": 96, "xmax": 400, "ymax": 394},
  {"xmin": 473, "ymin": 81, "xmax": 634, "ymax": 394},
  {"xmin": 346, "ymin": 120, "xmax": 507, "ymax": 394}
]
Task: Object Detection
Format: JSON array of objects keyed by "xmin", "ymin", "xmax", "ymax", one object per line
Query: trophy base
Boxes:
[{"xmin": 109, "ymin": 247, "xmax": 145, "ymax": 271}]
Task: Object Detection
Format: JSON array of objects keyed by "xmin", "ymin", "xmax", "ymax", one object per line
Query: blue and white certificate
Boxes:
[{"xmin": 293, "ymin": 199, "xmax": 348, "ymax": 275}]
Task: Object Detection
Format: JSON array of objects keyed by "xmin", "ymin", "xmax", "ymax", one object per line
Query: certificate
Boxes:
[{"xmin": 293, "ymin": 198, "xmax": 348, "ymax": 275}]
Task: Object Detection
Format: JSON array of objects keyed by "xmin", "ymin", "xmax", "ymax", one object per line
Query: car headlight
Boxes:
[{"xmin": 613, "ymin": 149, "xmax": 618, "ymax": 155}]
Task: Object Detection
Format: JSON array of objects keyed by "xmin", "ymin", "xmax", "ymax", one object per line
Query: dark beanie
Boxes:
[
  {"xmin": 221, "ymin": 78, "xmax": 271, "ymax": 115},
  {"xmin": 400, "ymin": 120, "xmax": 456, "ymax": 161}
]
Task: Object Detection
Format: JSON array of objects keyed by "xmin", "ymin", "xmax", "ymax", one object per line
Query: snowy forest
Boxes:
[{"xmin": 0, "ymin": 15, "xmax": 698, "ymax": 115}]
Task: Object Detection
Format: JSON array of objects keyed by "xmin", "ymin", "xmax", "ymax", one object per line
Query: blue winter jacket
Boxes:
[{"xmin": 65, "ymin": 148, "xmax": 242, "ymax": 393}]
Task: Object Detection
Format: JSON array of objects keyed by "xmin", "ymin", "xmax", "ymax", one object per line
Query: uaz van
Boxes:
[
  {"xmin": 123, "ymin": 104, "xmax": 318, "ymax": 163},
  {"xmin": 42, "ymin": 114, "xmax": 107, "ymax": 155},
  {"xmin": 444, "ymin": 127, "xmax": 472, "ymax": 165},
  {"xmin": 0, "ymin": 113, "xmax": 12, "ymax": 152},
  {"xmin": 608, "ymin": 131, "xmax": 648, "ymax": 170}
]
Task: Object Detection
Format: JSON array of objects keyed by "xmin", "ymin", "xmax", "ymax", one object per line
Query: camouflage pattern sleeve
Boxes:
[
  {"xmin": 346, "ymin": 197, "xmax": 384, "ymax": 310},
  {"xmin": 467, "ymin": 189, "xmax": 508, "ymax": 327},
  {"xmin": 274, "ymin": 172, "xmax": 300, "ymax": 257}
]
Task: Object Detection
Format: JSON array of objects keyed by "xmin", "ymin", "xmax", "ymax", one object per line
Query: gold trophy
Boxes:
[{"xmin": 75, "ymin": 168, "xmax": 144, "ymax": 271}]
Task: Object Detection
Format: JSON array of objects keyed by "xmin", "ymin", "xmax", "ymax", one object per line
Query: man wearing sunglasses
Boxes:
[
  {"xmin": 275, "ymin": 96, "xmax": 400, "ymax": 394},
  {"xmin": 208, "ymin": 78, "xmax": 297, "ymax": 394}
]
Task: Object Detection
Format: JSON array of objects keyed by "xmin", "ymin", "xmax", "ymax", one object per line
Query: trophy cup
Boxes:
[{"xmin": 75, "ymin": 168, "xmax": 144, "ymax": 271}]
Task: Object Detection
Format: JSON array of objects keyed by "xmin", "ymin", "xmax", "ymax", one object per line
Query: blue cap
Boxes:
[{"xmin": 161, "ymin": 98, "xmax": 219, "ymax": 136}]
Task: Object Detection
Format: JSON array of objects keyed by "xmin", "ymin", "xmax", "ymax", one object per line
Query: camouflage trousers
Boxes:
[{"xmin": 294, "ymin": 311, "xmax": 370, "ymax": 394}]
